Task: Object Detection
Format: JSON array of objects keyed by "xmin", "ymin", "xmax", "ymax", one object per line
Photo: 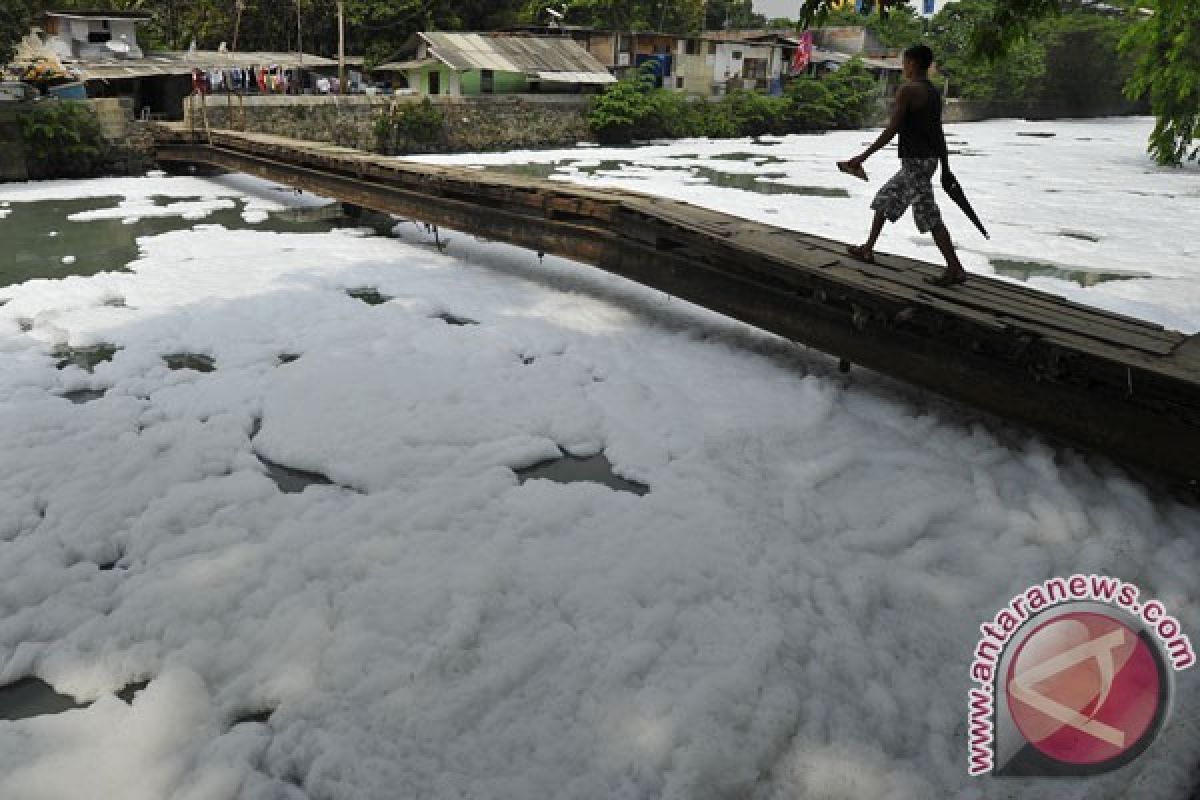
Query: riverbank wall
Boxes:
[{"xmin": 182, "ymin": 93, "xmax": 593, "ymax": 154}]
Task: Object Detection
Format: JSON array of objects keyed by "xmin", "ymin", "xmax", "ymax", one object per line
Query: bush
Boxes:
[
  {"xmin": 825, "ymin": 58, "xmax": 881, "ymax": 129},
  {"xmin": 722, "ymin": 90, "xmax": 789, "ymax": 137},
  {"xmin": 785, "ymin": 77, "xmax": 837, "ymax": 131},
  {"xmin": 374, "ymin": 97, "xmax": 444, "ymax": 154},
  {"xmin": 588, "ymin": 65, "xmax": 660, "ymax": 144},
  {"xmin": 587, "ymin": 60, "xmax": 884, "ymax": 142},
  {"xmin": 18, "ymin": 101, "xmax": 106, "ymax": 179}
]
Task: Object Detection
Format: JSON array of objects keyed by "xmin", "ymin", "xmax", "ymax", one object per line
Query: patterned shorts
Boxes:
[{"xmin": 871, "ymin": 158, "xmax": 942, "ymax": 234}]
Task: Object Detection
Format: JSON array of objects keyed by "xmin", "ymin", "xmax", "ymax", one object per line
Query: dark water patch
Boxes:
[
  {"xmin": 346, "ymin": 287, "xmax": 391, "ymax": 306},
  {"xmin": 704, "ymin": 152, "xmax": 789, "ymax": 164},
  {"xmin": 61, "ymin": 388, "xmax": 107, "ymax": 404},
  {"xmin": 489, "ymin": 160, "xmax": 839, "ymax": 197},
  {"xmin": 990, "ymin": 258, "xmax": 1149, "ymax": 287},
  {"xmin": 435, "ymin": 312, "xmax": 478, "ymax": 326},
  {"xmin": 97, "ymin": 553, "xmax": 125, "ymax": 570},
  {"xmin": 17, "ymin": 318, "xmax": 33, "ymax": 332},
  {"xmin": 116, "ymin": 680, "xmax": 150, "ymax": 703},
  {"xmin": 101, "ymin": 296, "xmax": 126, "ymax": 308},
  {"xmin": 163, "ymin": 353, "xmax": 216, "ymax": 372},
  {"xmin": 485, "ymin": 162, "xmax": 561, "ymax": 180},
  {"xmin": 230, "ymin": 708, "xmax": 275, "ymax": 727},
  {"xmin": 692, "ymin": 168, "xmax": 850, "ymax": 196},
  {"xmin": 516, "ymin": 451, "xmax": 648, "ymax": 495},
  {"xmin": 0, "ymin": 677, "xmax": 85, "ymax": 720},
  {"xmin": 258, "ymin": 454, "xmax": 335, "ymax": 493},
  {"xmin": 1016, "ymin": 132, "xmax": 1057, "ymax": 138},
  {"xmin": 1059, "ymin": 230, "xmax": 1101, "ymax": 243},
  {"xmin": 520, "ymin": 354, "xmax": 535, "ymax": 365},
  {"xmin": 1, "ymin": 195, "xmax": 347, "ymax": 289},
  {"xmin": 277, "ymin": 353, "xmax": 301, "ymax": 364},
  {"xmin": 54, "ymin": 344, "xmax": 119, "ymax": 372}
]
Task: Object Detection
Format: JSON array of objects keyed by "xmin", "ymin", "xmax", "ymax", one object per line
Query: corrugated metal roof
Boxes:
[
  {"xmin": 420, "ymin": 33, "xmax": 612, "ymax": 80},
  {"xmin": 62, "ymin": 51, "xmax": 338, "ymax": 80},
  {"xmin": 535, "ymin": 70, "xmax": 615, "ymax": 85}
]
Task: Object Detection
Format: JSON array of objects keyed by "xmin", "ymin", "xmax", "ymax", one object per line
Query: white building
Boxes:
[
  {"xmin": 38, "ymin": 10, "xmax": 149, "ymax": 62},
  {"xmin": 905, "ymin": 0, "xmax": 958, "ymax": 18}
]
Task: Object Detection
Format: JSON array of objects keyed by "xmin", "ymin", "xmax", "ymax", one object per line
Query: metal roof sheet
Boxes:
[
  {"xmin": 63, "ymin": 51, "xmax": 338, "ymax": 80},
  {"xmin": 535, "ymin": 70, "xmax": 615, "ymax": 84},
  {"xmin": 420, "ymin": 32, "xmax": 612, "ymax": 77}
]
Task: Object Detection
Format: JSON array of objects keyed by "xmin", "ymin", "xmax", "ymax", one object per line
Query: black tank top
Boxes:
[{"xmin": 898, "ymin": 79, "xmax": 943, "ymax": 159}]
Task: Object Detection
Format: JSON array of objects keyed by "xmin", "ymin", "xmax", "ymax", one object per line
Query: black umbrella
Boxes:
[{"xmin": 942, "ymin": 172, "xmax": 990, "ymax": 240}]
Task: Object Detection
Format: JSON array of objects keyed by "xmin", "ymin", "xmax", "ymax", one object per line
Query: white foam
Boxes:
[{"xmin": 0, "ymin": 120, "xmax": 1196, "ymax": 800}]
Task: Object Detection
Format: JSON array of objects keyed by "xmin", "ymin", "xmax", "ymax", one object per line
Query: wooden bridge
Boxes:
[{"xmin": 152, "ymin": 125, "xmax": 1200, "ymax": 486}]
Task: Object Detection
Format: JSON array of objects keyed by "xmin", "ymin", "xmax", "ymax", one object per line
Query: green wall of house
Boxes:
[
  {"xmin": 405, "ymin": 65, "xmax": 530, "ymax": 96},
  {"xmin": 460, "ymin": 70, "xmax": 530, "ymax": 95}
]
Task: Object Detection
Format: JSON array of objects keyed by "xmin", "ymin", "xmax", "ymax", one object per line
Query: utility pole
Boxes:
[
  {"xmin": 296, "ymin": 0, "xmax": 303, "ymax": 64},
  {"xmin": 232, "ymin": 0, "xmax": 244, "ymax": 52},
  {"xmin": 338, "ymin": 0, "xmax": 346, "ymax": 94}
]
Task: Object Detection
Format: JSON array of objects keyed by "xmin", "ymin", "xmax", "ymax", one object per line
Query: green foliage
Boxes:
[
  {"xmin": 524, "ymin": 0, "xmax": 705, "ymax": 33},
  {"xmin": 866, "ymin": 5, "xmax": 925, "ymax": 49},
  {"xmin": 1039, "ymin": 11, "xmax": 1136, "ymax": 117},
  {"xmin": 1121, "ymin": 0, "xmax": 1200, "ymax": 165},
  {"xmin": 927, "ymin": 0, "xmax": 1047, "ymax": 108},
  {"xmin": 587, "ymin": 68, "xmax": 657, "ymax": 144},
  {"xmin": 373, "ymin": 97, "xmax": 444, "ymax": 154},
  {"xmin": 722, "ymin": 89, "xmax": 788, "ymax": 136},
  {"xmin": 704, "ymin": 0, "xmax": 766, "ymax": 31},
  {"xmin": 1, "ymin": 0, "xmax": 31, "ymax": 66},
  {"xmin": 589, "ymin": 59, "xmax": 882, "ymax": 142},
  {"xmin": 17, "ymin": 101, "xmax": 106, "ymax": 179},
  {"xmin": 825, "ymin": 57, "xmax": 880, "ymax": 128},
  {"xmin": 927, "ymin": 1, "xmax": 1137, "ymax": 116},
  {"xmin": 784, "ymin": 76, "xmax": 837, "ymax": 130}
]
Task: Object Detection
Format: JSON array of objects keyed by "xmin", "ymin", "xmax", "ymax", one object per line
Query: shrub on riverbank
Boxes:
[
  {"xmin": 17, "ymin": 101, "xmax": 106, "ymax": 179},
  {"xmin": 374, "ymin": 98, "xmax": 445, "ymax": 155},
  {"xmin": 588, "ymin": 60, "xmax": 881, "ymax": 144}
]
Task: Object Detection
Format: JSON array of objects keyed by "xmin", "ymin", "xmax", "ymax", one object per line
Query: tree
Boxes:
[
  {"xmin": 927, "ymin": 0, "xmax": 1047, "ymax": 109},
  {"xmin": 704, "ymin": 0, "xmax": 765, "ymax": 31},
  {"xmin": 1, "ymin": 0, "xmax": 32, "ymax": 66},
  {"xmin": 1121, "ymin": 0, "xmax": 1200, "ymax": 164},
  {"xmin": 801, "ymin": 0, "xmax": 1197, "ymax": 165}
]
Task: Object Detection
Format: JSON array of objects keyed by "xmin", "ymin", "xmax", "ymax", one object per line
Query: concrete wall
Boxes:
[{"xmin": 183, "ymin": 93, "xmax": 593, "ymax": 153}]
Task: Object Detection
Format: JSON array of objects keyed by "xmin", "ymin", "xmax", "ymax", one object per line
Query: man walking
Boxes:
[{"xmin": 838, "ymin": 44, "xmax": 968, "ymax": 287}]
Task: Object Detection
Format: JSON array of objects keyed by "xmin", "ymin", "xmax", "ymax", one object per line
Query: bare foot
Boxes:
[
  {"xmin": 847, "ymin": 244, "xmax": 875, "ymax": 264},
  {"xmin": 926, "ymin": 270, "xmax": 968, "ymax": 287}
]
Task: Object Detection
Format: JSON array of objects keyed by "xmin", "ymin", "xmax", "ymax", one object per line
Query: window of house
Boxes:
[
  {"xmin": 481, "ymin": 69, "xmax": 494, "ymax": 94},
  {"xmin": 732, "ymin": 50, "xmax": 743, "ymax": 60},
  {"xmin": 685, "ymin": 39, "xmax": 701, "ymax": 55},
  {"xmin": 708, "ymin": 42, "xmax": 717, "ymax": 55},
  {"xmin": 428, "ymin": 70, "xmax": 440, "ymax": 95},
  {"xmin": 743, "ymin": 58, "xmax": 767, "ymax": 80}
]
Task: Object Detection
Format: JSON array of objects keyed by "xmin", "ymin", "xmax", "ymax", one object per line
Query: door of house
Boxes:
[
  {"xmin": 481, "ymin": 69, "xmax": 494, "ymax": 94},
  {"xmin": 428, "ymin": 70, "xmax": 440, "ymax": 95}
]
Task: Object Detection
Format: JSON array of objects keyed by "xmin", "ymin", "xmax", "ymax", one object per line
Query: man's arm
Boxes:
[{"xmin": 847, "ymin": 85, "xmax": 911, "ymax": 167}]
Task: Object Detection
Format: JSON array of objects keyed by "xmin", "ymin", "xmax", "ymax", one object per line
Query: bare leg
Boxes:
[
  {"xmin": 930, "ymin": 222, "xmax": 967, "ymax": 284},
  {"xmin": 849, "ymin": 210, "xmax": 887, "ymax": 262}
]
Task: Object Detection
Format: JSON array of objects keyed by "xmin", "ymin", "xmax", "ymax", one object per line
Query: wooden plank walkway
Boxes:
[{"xmin": 152, "ymin": 125, "xmax": 1200, "ymax": 485}]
